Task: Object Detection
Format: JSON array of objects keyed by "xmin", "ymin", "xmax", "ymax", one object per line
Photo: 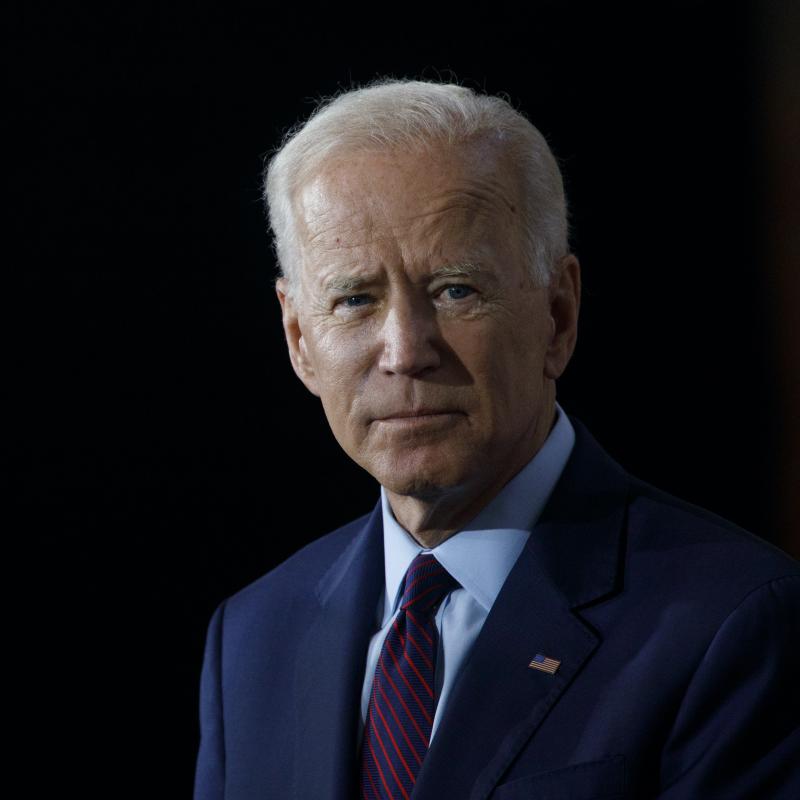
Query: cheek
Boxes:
[
  {"xmin": 308, "ymin": 328, "xmax": 374, "ymax": 420},
  {"xmin": 454, "ymin": 320, "xmax": 533, "ymax": 377},
  {"xmin": 486, "ymin": 328, "xmax": 548, "ymax": 404},
  {"xmin": 308, "ymin": 325, "xmax": 356, "ymax": 379}
]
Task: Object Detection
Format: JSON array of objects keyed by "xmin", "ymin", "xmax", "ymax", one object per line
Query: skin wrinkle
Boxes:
[
  {"xmin": 323, "ymin": 265, "xmax": 491, "ymax": 300},
  {"xmin": 296, "ymin": 149, "xmax": 515, "ymax": 255},
  {"xmin": 303, "ymin": 202, "xmax": 491, "ymax": 258},
  {"xmin": 304, "ymin": 206, "xmax": 506, "ymax": 308},
  {"xmin": 276, "ymin": 142, "xmax": 580, "ymax": 547},
  {"xmin": 435, "ymin": 185, "xmax": 519, "ymax": 216}
]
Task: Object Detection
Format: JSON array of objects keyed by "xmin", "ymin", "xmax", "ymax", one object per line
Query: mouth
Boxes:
[{"xmin": 374, "ymin": 409, "xmax": 464, "ymax": 423}]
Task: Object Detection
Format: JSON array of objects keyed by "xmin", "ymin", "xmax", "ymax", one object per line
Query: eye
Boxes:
[
  {"xmin": 439, "ymin": 284, "xmax": 476, "ymax": 301},
  {"xmin": 338, "ymin": 294, "xmax": 373, "ymax": 308}
]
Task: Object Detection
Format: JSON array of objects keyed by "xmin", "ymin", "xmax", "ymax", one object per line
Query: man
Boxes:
[{"xmin": 194, "ymin": 79, "xmax": 799, "ymax": 799}]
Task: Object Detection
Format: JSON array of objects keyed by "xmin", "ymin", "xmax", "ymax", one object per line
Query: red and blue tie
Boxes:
[{"xmin": 360, "ymin": 552, "xmax": 460, "ymax": 799}]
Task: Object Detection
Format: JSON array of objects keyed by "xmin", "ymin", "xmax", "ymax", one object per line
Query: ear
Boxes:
[
  {"xmin": 275, "ymin": 277, "xmax": 321, "ymax": 397},
  {"xmin": 543, "ymin": 254, "xmax": 581, "ymax": 380}
]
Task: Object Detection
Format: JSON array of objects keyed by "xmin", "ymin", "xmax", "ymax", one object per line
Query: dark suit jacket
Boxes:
[{"xmin": 193, "ymin": 417, "xmax": 800, "ymax": 799}]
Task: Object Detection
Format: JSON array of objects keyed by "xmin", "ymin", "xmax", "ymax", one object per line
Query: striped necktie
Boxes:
[{"xmin": 360, "ymin": 552, "xmax": 460, "ymax": 799}]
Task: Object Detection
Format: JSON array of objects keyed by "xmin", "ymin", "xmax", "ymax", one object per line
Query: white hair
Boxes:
[{"xmin": 263, "ymin": 78, "xmax": 569, "ymax": 301}]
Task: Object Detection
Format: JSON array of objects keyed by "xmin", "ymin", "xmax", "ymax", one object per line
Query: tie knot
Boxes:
[{"xmin": 400, "ymin": 552, "xmax": 459, "ymax": 615}]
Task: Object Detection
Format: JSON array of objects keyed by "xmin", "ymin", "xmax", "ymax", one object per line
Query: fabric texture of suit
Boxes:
[{"xmin": 193, "ymin": 416, "xmax": 800, "ymax": 799}]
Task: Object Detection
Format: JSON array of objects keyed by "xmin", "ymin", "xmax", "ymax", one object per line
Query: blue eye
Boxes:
[
  {"xmin": 443, "ymin": 285, "xmax": 475, "ymax": 300},
  {"xmin": 342, "ymin": 294, "xmax": 371, "ymax": 307}
]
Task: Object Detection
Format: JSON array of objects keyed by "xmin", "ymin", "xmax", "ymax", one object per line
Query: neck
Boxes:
[{"xmin": 384, "ymin": 402, "xmax": 557, "ymax": 549}]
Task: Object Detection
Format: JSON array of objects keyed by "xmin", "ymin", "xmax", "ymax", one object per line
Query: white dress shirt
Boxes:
[{"xmin": 358, "ymin": 402, "xmax": 576, "ymax": 745}]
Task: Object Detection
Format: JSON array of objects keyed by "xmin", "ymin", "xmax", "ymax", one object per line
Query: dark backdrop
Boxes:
[{"xmin": 11, "ymin": 2, "xmax": 798, "ymax": 796}]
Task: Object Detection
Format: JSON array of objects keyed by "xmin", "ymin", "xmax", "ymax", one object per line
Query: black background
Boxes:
[{"xmin": 11, "ymin": 2, "xmax": 797, "ymax": 796}]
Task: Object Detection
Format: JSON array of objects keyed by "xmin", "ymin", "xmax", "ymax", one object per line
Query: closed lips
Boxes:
[{"xmin": 378, "ymin": 410, "xmax": 461, "ymax": 419}]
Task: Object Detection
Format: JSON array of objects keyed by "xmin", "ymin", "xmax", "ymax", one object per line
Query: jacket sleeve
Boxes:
[
  {"xmin": 658, "ymin": 575, "xmax": 800, "ymax": 798},
  {"xmin": 194, "ymin": 600, "xmax": 227, "ymax": 800}
]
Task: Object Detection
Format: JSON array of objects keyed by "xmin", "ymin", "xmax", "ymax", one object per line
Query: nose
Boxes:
[{"xmin": 378, "ymin": 293, "xmax": 441, "ymax": 376}]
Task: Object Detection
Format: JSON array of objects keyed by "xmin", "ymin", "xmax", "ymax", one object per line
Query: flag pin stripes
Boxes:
[{"xmin": 528, "ymin": 653, "xmax": 561, "ymax": 674}]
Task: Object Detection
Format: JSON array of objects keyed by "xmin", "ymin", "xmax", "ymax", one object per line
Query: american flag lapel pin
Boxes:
[{"xmin": 528, "ymin": 653, "xmax": 561, "ymax": 675}]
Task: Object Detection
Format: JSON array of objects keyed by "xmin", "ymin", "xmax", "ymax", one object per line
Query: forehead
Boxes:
[{"xmin": 293, "ymin": 142, "xmax": 524, "ymax": 273}]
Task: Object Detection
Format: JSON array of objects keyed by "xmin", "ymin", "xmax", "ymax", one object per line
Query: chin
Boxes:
[
  {"xmin": 384, "ymin": 476, "xmax": 451, "ymax": 500},
  {"xmin": 373, "ymin": 458, "xmax": 470, "ymax": 500}
]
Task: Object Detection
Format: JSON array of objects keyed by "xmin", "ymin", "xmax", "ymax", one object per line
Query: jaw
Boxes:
[{"xmin": 355, "ymin": 415, "xmax": 478, "ymax": 494}]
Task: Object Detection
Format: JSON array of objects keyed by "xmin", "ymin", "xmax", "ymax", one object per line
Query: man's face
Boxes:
[{"xmin": 277, "ymin": 141, "xmax": 579, "ymax": 502}]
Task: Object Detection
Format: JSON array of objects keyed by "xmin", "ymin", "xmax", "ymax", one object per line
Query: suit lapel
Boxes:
[
  {"xmin": 292, "ymin": 502, "xmax": 384, "ymax": 800},
  {"xmin": 412, "ymin": 418, "xmax": 630, "ymax": 800}
]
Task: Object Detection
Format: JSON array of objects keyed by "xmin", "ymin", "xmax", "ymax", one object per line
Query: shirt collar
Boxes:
[{"xmin": 379, "ymin": 402, "xmax": 576, "ymax": 624}]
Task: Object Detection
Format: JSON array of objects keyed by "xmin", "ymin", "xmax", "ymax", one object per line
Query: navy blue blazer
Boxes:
[{"xmin": 194, "ymin": 417, "xmax": 800, "ymax": 799}]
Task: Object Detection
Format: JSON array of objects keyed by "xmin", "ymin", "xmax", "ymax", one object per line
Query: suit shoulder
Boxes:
[
  {"xmin": 224, "ymin": 508, "xmax": 376, "ymax": 613},
  {"xmin": 626, "ymin": 476, "xmax": 799, "ymax": 592}
]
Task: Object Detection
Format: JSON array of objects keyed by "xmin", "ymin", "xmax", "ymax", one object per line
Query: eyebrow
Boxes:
[
  {"xmin": 430, "ymin": 263, "xmax": 485, "ymax": 280},
  {"xmin": 323, "ymin": 262, "xmax": 487, "ymax": 294},
  {"xmin": 323, "ymin": 275, "xmax": 371, "ymax": 294}
]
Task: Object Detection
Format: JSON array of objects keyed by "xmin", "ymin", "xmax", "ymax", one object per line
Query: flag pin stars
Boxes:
[{"xmin": 528, "ymin": 653, "xmax": 561, "ymax": 675}]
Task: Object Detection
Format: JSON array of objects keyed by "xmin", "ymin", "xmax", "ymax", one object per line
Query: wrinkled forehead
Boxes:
[{"xmin": 292, "ymin": 141, "xmax": 525, "ymax": 257}]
